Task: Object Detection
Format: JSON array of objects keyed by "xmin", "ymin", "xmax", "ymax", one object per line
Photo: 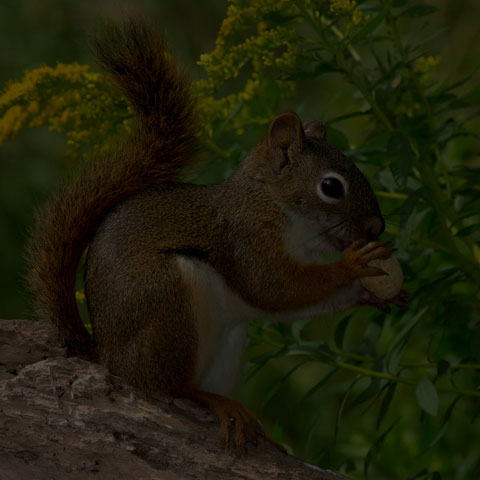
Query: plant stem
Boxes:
[
  {"xmin": 375, "ymin": 191, "xmax": 409, "ymax": 200},
  {"xmin": 336, "ymin": 350, "xmax": 480, "ymax": 371},
  {"xmin": 333, "ymin": 361, "xmax": 480, "ymax": 398}
]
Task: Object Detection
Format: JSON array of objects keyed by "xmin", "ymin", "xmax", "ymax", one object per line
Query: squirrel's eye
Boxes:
[{"xmin": 321, "ymin": 177, "xmax": 344, "ymax": 200}]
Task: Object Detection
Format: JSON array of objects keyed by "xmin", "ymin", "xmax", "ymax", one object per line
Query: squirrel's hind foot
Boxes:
[{"xmin": 184, "ymin": 388, "xmax": 277, "ymax": 450}]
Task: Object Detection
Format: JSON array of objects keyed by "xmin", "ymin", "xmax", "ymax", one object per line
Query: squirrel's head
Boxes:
[{"xmin": 249, "ymin": 111, "xmax": 384, "ymax": 254}]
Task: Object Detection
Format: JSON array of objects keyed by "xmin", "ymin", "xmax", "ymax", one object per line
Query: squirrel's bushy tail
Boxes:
[{"xmin": 25, "ymin": 17, "xmax": 197, "ymax": 356}]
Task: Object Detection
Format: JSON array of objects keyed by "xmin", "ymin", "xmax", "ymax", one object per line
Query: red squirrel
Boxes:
[{"xmin": 26, "ymin": 17, "xmax": 405, "ymax": 447}]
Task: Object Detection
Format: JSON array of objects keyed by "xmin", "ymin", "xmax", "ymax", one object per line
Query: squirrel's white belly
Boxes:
[
  {"xmin": 176, "ymin": 255, "xmax": 361, "ymax": 395},
  {"xmin": 176, "ymin": 255, "xmax": 256, "ymax": 395}
]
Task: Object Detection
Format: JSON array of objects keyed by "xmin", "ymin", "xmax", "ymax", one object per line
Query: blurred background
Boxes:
[{"xmin": 0, "ymin": 0, "xmax": 479, "ymax": 318}]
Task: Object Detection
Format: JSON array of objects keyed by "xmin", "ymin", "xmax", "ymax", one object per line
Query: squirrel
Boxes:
[{"xmin": 25, "ymin": 17, "xmax": 407, "ymax": 448}]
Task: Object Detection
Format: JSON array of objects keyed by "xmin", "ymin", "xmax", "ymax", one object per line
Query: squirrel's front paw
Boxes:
[
  {"xmin": 358, "ymin": 287, "xmax": 410, "ymax": 313},
  {"xmin": 341, "ymin": 240, "xmax": 394, "ymax": 280}
]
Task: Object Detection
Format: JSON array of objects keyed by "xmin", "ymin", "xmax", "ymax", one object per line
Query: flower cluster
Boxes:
[
  {"xmin": 193, "ymin": 0, "xmax": 303, "ymax": 135},
  {"xmin": 392, "ymin": 56, "xmax": 441, "ymax": 117},
  {"xmin": 328, "ymin": 0, "xmax": 366, "ymax": 25},
  {"xmin": 0, "ymin": 0, "xmax": 369, "ymax": 160},
  {"xmin": 0, "ymin": 62, "xmax": 131, "ymax": 154},
  {"xmin": 413, "ymin": 55, "xmax": 440, "ymax": 80}
]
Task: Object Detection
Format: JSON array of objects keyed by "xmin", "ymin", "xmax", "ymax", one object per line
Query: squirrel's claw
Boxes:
[
  {"xmin": 358, "ymin": 287, "xmax": 410, "ymax": 312},
  {"xmin": 185, "ymin": 389, "xmax": 267, "ymax": 449},
  {"xmin": 342, "ymin": 240, "xmax": 395, "ymax": 281},
  {"xmin": 389, "ymin": 289, "xmax": 410, "ymax": 308}
]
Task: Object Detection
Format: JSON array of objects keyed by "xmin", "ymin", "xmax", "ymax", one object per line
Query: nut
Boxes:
[{"xmin": 361, "ymin": 256, "xmax": 403, "ymax": 300}]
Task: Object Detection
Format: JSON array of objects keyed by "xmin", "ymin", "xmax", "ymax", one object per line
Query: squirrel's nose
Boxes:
[{"xmin": 365, "ymin": 216, "xmax": 385, "ymax": 241}]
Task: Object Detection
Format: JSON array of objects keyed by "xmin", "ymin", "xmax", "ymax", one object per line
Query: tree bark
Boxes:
[{"xmin": 0, "ymin": 319, "xmax": 349, "ymax": 480}]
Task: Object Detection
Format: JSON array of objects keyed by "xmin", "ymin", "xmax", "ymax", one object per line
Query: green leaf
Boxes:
[
  {"xmin": 248, "ymin": 347, "xmax": 285, "ymax": 365},
  {"xmin": 435, "ymin": 63, "xmax": 480, "ymax": 97},
  {"xmin": 459, "ymin": 166, "xmax": 480, "ymax": 181},
  {"xmin": 389, "ymin": 307, "xmax": 428, "ymax": 354},
  {"xmin": 351, "ymin": 376, "xmax": 383, "ymax": 408},
  {"xmin": 334, "ymin": 315, "xmax": 352, "ymax": 349},
  {"xmin": 387, "ymin": 344, "xmax": 405, "ymax": 373},
  {"xmin": 374, "ymin": 86, "xmax": 391, "ymax": 111},
  {"xmin": 364, "ymin": 316, "xmax": 384, "ymax": 348},
  {"xmin": 395, "ymin": 204, "xmax": 417, "ymax": 252},
  {"xmin": 388, "ymin": 133, "xmax": 414, "ymax": 189},
  {"xmin": 398, "ymin": 5, "xmax": 438, "ymax": 17},
  {"xmin": 270, "ymin": 421, "xmax": 283, "ymax": 443},
  {"xmin": 455, "ymin": 197, "xmax": 480, "ymax": 222},
  {"xmin": 371, "ymin": 48, "xmax": 387, "ymax": 76},
  {"xmin": 437, "ymin": 83, "xmax": 480, "ymax": 113},
  {"xmin": 394, "ymin": 187, "xmax": 424, "ymax": 226},
  {"xmin": 364, "ymin": 418, "xmax": 401, "ymax": 478},
  {"xmin": 376, "ymin": 382, "xmax": 397, "ymax": 429},
  {"xmin": 351, "ymin": 12, "xmax": 385, "ymax": 43},
  {"xmin": 325, "ymin": 125, "xmax": 350, "ymax": 151},
  {"xmin": 285, "ymin": 62, "xmax": 342, "ymax": 80},
  {"xmin": 455, "ymin": 83, "xmax": 480, "ymax": 107},
  {"xmin": 326, "ymin": 110, "xmax": 370, "ymax": 126},
  {"xmin": 217, "ymin": 102, "xmax": 243, "ymax": 133},
  {"xmin": 335, "ymin": 379, "xmax": 357, "ymax": 441},
  {"xmin": 263, "ymin": 11, "xmax": 302, "ymax": 25},
  {"xmin": 415, "ymin": 268, "xmax": 462, "ymax": 298},
  {"xmin": 431, "ymin": 92, "xmax": 457, "ymax": 106},
  {"xmin": 436, "ymin": 359, "xmax": 450, "ymax": 377},
  {"xmin": 428, "ymin": 396, "xmax": 461, "ymax": 448},
  {"xmin": 286, "ymin": 341, "xmax": 334, "ymax": 361},
  {"xmin": 301, "ymin": 367, "xmax": 339, "ymax": 402},
  {"xmin": 291, "ymin": 318, "xmax": 309, "ymax": 342},
  {"xmin": 409, "ymin": 468, "xmax": 429, "ymax": 479},
  {"xmin": 260, "ymin": 361, "xmax": 306, "ymax": 409},
  {"xmin": 415, "ymin": 378, "xmax": 439, "ymax": 416},
  {"xmin": 454, "ymin": 224, "xmax": 479, "ymax": 238}
]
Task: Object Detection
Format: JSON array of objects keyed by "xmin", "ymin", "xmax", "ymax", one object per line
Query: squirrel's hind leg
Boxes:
[
  {"xmin": 86, "ymin": 254, "xmax": 198, "ymax": 395},
  {"xmin": 86, "ymin": 253, "xmax": 278, "ymax": 449}
]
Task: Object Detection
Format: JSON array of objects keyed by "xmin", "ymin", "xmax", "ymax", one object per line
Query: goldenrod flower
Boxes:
[
  {"xmin": 0, "ymin": 62, "xmax": 130, "ymax": 155},
  {"xmin": 414, "ymin": 55, "xmax": 440, "ymax": 74},
  {"xmin": 329, "ymin": 0, "xmax": 367, "ymax": 25}
]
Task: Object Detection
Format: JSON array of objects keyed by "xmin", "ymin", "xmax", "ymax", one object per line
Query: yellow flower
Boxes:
[
  {"xmin": 0, "ymin": 105, "xmax": 27, "ymax": 143},
  {"xmin": 192, "ymin": 0, "xmax": 305, "ymax": 138},
  {"xmin": 413, "ymin": 56, "xmax": 440, "ymax": 74},
  {"xmin": 75, "ymin": 289, "xmax": 86, "ymax": 303},
  {"xmin": 328, "ymin": 0, "xmax": 366, "ymax": 25},
  {"xmin": 0, "ymin": 62, "xmax": 131, "ymax": 154}
]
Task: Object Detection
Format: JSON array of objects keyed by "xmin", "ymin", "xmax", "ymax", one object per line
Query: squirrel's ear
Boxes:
[
  {"xmin": 268, "ymin": 111, "xmax": 305, "ymax": 149},
  {"xmin": 304, "ymin": 120, "xmax": 326, "ymax": 141}
]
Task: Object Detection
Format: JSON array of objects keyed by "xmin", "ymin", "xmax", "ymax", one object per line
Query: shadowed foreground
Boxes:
[{"xmin": 0, "ymin": 319, "xmax": 348, "ymax": 480}]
